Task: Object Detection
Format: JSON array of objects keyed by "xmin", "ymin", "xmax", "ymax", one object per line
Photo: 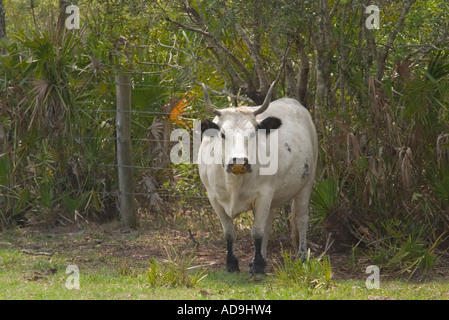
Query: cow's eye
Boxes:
[{"xmin": 221, "ymin": 132, "xmax": 226, "ymax": 139}]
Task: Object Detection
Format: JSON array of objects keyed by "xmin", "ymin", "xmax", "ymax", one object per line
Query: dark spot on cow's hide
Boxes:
[
  {"xmin": 301, "ymin": 162, "xmax": 309, "ymax": 180},
  {"xmin": 285, "ymin": 142, "xmax": 291, "ymax": 152}
]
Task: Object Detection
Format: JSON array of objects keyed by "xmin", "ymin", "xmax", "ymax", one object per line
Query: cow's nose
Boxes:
[{"xmin": 226, "ymin": 157, "xmax": 252, "ymax": 174}]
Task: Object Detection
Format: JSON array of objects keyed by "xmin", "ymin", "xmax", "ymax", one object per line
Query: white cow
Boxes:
[{"xmin": 198, "ymin": 82, "xmax": 318, "ymax": 274}]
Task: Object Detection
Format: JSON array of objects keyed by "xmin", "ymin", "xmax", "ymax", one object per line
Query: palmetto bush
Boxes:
[
  {"xmin": 0, "ymin": 25, "xmax": 118, "ymax": 227},
  {"xmin": 315, "ymin": 50, "xmax": 449, "ymax": 276},
  {"xmin": 146, "ymin": 248, "xmax": 208, "ymax": 288},
  {"xmin": 274, "ymin": 250, "xmax": 332, "ymax": 290}
]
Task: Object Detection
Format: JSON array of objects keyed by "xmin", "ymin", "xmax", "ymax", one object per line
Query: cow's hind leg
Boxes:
[
  {"xmin": 261, "ymin": 209, "xmax": 275, "ymax": 261},
  {"xmin": 291, "ymin": 184, "xmax": 313, "ymax": 262},
  {"xmin": 211, "ymin": 200, "xmax": 239, "ymax": 272}
]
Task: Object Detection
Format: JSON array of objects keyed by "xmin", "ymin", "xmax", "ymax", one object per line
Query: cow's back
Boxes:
[{"xmin": 247, "ymin": 98, "xmax": 318, "ymax": 207}]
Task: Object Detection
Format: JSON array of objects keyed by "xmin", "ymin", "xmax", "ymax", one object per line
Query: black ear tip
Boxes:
[
  {"xmin": 201, "ymin": 119, "xmax": 218, "ymax": 130},
  {"xmin": 200, "ymin": 120, "xmax": 220, "ymax": 138},
  {"xmin": 273, "ymin": 118, "xmax": 282, "ymax": 127},
  {"xmin": 258, "ymin": 116, "xmax": 282, "ymax": 131},
  {"xmin": 200, "ymin": 120, "xmax": 210, "ymax": 133}
]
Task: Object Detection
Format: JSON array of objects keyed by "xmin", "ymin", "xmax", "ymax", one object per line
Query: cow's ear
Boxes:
[
  {"xmin": 257, "ymin": 117, "xmax": 282, "ymax": 133},
  {"xmin": 201, "ymin": 119, "xmax": 220, "ymax": 137}
]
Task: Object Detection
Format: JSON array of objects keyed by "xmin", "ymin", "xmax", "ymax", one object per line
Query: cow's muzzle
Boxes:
[{"xmin": 226, "ymin": 157, "xmax": 252, "ymax": 174}]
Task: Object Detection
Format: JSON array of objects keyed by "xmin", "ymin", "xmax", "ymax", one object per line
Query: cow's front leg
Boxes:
[
  {"xmin": 211, "ymin": 199, "xmax": 239, "ymax": 272},
  {"xmin": 249, "ymin": 236, "xmax": 266, "ymax": 274},
  {"xmin": 249, "ymin": 204, "xmax": 274, "ymax": 274},
  {"xmin": 225, "ymin": 233, "xmax": 239, "ymax": 272}
]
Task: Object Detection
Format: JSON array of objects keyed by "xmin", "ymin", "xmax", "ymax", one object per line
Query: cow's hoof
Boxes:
[
  {"xmin": 297, "ymin": 251, "xmax": 307, "ymax": 263},
  {"xmin": 227, "ymin": 256, "xmax": 240, "ymax": 272},
  {"xmin": 249, "ymin": 261, "xmax": 266, "ymax": 274},
  {"xmin": 226, "ymin": 263, "xmax": 240, "ymax": 272},
  {"xmin": 227, "ymin": 265, "xmax": 240, "ymax": 272}
]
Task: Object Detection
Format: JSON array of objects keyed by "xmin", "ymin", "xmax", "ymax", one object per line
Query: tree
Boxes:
[
  {"xmin": 375, "ymin": 0, "xmax": 417, "ymax": 82},
  {"xmin": 57, "ymin": 0, "xmax": 71, "ymax": 36},
  {"xmin": 2, "ymin": 0, "xmax": 449, "ymax": 268},
  {"xmin": 0, "ymin": 0, "xmax": 5, "ymax": 39},
  {"xmin": 166, "ymin": 0, "xmax": 314, "ymax": 106}
]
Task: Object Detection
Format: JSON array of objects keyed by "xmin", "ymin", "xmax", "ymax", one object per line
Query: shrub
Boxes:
[
  {"xmin": 146, "ymin": 249, "xmax": 207, "ymax": 288},
  {"xmin": 274, "ymin": 250, "xmax": 332, "ymax": 290}
]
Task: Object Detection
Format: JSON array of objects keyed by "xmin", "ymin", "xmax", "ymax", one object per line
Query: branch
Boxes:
[
  {"xmin": 20, "ymin": 249, "xmax": 54, "ymax": 256},
  {"xmin": 329, "ymin": 0, "xmax": 340, "ymax": 20},
  {"xmin": 404, "ymin": 37, "xmax": 449, "ymax": 61},
  {"xmin": 166, "ymin": 17, "xmax": 211, "ymax": 38},
  {"xmin": 298, "ymin": 44, "xmax": 310, "ymax": 107},
  {"xmin": 376, "ymin": 0, "xmax": 417, "ymax": 81},
  {"xmin": 166, "ymin": 17, "xmax": 255, "ymax": 92},
  {"xmin": 157, "ymin": 40, "xmax": 245, "ymax": 92},
  {"xmin": 235, "ymin": 22, "xmax": 270, "ymax": 93},
  {"xmin": 197, "ymin": 81, "xmax": 255, "ymax": 105},
  {"xmin": 385, "ymin": 0, "xmax": 417, "ymax": 51}
]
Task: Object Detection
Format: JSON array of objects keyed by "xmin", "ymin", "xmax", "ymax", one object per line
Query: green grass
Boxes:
[
  {"xmin": 274, "ymin": 250, "xmax": 333, "ymax": 290},
  {"xmin": 1, "ymin": 247, "xmax": 449, "ymax": 300},
  {"xmin": 1, "ymin": 221, "xmax": 449, "ymax": 300}
]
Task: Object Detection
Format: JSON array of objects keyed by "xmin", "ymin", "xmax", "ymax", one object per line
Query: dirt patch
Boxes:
[{"xmin": 2, "ymin": 219, "xmax": 448, "ymax": 282}]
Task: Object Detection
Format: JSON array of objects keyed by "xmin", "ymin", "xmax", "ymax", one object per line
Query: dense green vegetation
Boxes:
[{"xmin": 1, "ymin": 0, "xmax": 449, "ymax": 280}]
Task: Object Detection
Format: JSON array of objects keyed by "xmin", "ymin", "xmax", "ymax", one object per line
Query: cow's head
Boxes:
[{"xmin": 200, "ymin": 82, "xmax": 282, "ymax": 175}]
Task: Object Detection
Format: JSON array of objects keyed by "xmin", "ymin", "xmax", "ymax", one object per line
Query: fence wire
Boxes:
[
  {"xmin": 76, "ymin": 105, "xmax": 208, "ymax": 202},
  {"xmin": 77, "ymin": 109, "xmax": 194, "ymax": 116},
  {"xmin": 98, "ymin": 190, "xmax": 209, "ymax": 199},
  {"xmin": 77, "ymin": 137, "xmax": 177, "ymax": 143}
]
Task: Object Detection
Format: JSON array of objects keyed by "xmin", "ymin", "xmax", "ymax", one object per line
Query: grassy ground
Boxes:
[{"xmin": 1, "ymin": 219, "xmax": 449, "ymax": 300}]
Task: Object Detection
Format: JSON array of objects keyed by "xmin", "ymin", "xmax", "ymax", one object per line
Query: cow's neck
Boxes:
[
  {"xmin": 222, "ymin": 171, "xmax": 251, "ymax": 217},
  {"xmin": 224, "ymin": 171, "xmax": 247, "ymax": 191}
]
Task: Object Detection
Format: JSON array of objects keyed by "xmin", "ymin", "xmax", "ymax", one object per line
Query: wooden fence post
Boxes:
[{"xmin": 115, "ymin": 74, "xmax": 137, "ymax": 229}]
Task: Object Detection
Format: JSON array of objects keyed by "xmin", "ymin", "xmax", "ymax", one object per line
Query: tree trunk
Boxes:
[
  {"xmin": 57, "ymin": 0, "xmax": 71, "ymax": 37},
  {"xmin": 338, "ymin": 3, "xmax": 347, "ymax": 112},
  {"xmin": 376, "ymin": 0, "xmax": 417, "ymax": 82},
  {"xmin": 297, "ymin": 44, "xmax": 309, "ymax": 108},
  {"xmin": 313, "ymin": 0, "xmax": 333, "ymax": 132},
  {"xmin": 0, "ymin": 0, "xmax": 6, "ymax": 39}
]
